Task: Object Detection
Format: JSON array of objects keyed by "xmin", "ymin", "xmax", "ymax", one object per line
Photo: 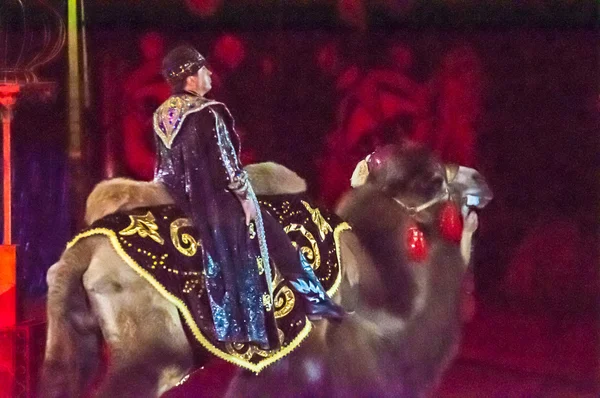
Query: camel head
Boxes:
[
  {"xmin": 366, "ymin": 144, "xmax": 448, "ymax": 223},
  {"xmin": 337, "ymin": 143, "xmax": 467, "ymax": 321},
  {"xmin": 319, "ymin": 144, "xmax": 476, "ymax": 397}
]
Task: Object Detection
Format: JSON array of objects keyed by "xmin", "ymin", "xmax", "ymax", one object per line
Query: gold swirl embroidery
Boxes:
[
  {"xmin": 257, "ymin": 257, "xmax": 264, "ymax": 275},
  {"xmin": 119, "ymin": 212, "xmax": 164, "ymax": 245},
  {"xmin": 271, "ymin": 269, "xmax": 296, "ymax": 319},
  {"xmin": 262, "ymin": 293, "xmax": 273, "ymax": 311},
  {"xmin": 274, "ymin": 287, "xmax": 295, "ymax": 319},
  {"xmin": 170, "ymin": 218, "xmax": 199, "ymax": 256},
  {"xmin": 225, "ymin": 329, "xmax": 285, "ymax": 360},
  {"xmin": 154, "ymin": 97, "xmax": 185, "ymax": 148},
  {"xmin": 249, "ymin": 222, "xmax": 256, "ymax": 239},
  {"xmin": 284, "ymin": 223, "xmax": 321, "ymax": 270},
  {"xmin": 301, "ymin": 200, "xmax": 333, "ymax": 241}
]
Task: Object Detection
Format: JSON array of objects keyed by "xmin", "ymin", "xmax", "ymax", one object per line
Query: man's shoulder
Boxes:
[
  {"xmin": 155, "ymin": 94, "xmax": 217, "ymax": 116},
  {"xmin": 153, "ymin": 94, "xmax": 224, "ymax": 148}
]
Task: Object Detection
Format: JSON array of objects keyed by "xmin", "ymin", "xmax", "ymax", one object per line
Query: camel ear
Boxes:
[
  {"xmin": 444, "ymin": 164, "xmax": 459, "ymax": 183},
  {"xmin": 350, "ymin": 159, "xmax": 369, "ymax": 188}
]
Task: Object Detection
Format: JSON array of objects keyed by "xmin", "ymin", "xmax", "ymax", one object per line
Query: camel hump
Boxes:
[
  {"xmin": 84, "ymin": 163, "xmax": 305, "ymax": 225},
  {"xmin": 245, "ymin": 162, "xmax": 307, "ymax": 196},
  {"xmin": 85, "ymin": 178, "xmax": 174, "ymax": 225}
]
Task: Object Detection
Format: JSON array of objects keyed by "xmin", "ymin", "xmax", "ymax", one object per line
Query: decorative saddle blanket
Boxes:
[{"xmin": 68, "ymin": 194, "xmax": 350, "ymax": 373}]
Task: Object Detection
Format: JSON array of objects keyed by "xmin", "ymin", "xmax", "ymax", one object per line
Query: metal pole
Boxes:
[
  {"xmin": 68, "ymin": 0, "xmax": 81, "ymax": 160},
  {"xmin": 0, "ymin": 84, "xmax": 19, "ymax": 245},
  {"xmin": 0, "ymin": 83, "xmax": 19, "ymax": 330},
  {"xmin": 2, "ymin": 110, "xmax": 11, "ymax": 245},
  {"xmin": 67, "ymin": 0, "xmax": 89, "ymax": 232}
]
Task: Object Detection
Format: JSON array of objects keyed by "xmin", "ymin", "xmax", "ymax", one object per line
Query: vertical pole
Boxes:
[
  {"xmin": 67, "ymin": 0, "xmax": 88, "ymax": 231},
  {"xmin": 80, "ymin": 0, "xmax": 91, "ymax": 109},
  {"xmin": 0, "ymin": 92, "xmax": 17, "ymax": 396},
  {"xmin": 2, "ymin": 110, "xmax": 11, "ymax": 245},
  {"xmin": 0, "ymin": 86, "xmax": 18, "ymax": 245},
  {"xmin": 0, "ymin": 84, "xmax": 19, "ymax": 330},
  {"xmin": 68, "ymin": 0, "xmax": 81, "ymax": 160}
]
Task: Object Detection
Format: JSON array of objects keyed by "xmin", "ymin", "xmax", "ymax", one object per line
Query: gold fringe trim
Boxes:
[
  {"xmin": 329, "ymin": 222, "xmax": 352, "ymax": 297},
  {"xmin": 67, "ymin": 228, "xmax": 312, "ymax": 374}
]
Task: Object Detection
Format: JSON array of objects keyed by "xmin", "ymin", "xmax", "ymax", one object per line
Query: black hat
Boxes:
[{"xmin": 162, "ymin": 45, "xmax": 207, "ymax": 86}]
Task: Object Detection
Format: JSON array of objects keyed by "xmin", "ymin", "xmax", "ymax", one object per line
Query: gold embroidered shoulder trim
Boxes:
[
  {"xmin": 66, "ymin": 228, "xmax": 313, "ymax": 374},
  {"xmin": 153, "ymin": 94, "xmax": 224, "ymax": 149}
]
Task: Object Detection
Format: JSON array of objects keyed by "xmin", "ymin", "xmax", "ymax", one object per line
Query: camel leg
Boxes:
[
  {"xmin": 335, "ymin": 230, "xmax": 365, "ymax": 313},
  {"xmin": 40, "ymin": 240, "xmax": 102, "ymax": 398},
  {"xmin": 83, "ymin": 239, "xmax": 193, "ymax": 397},
  {"xmin": 460, "ymin": 211, "xmax": 479, "ymax": 266}
]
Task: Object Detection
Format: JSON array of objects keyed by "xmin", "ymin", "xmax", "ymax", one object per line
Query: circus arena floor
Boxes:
[{"xmin": 1, "ymin": 297, "xmax": 597, "ymax": 397}]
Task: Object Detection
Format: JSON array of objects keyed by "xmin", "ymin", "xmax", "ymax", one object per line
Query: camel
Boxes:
[{"xmin": 40, "ymin": 145, "xmax": 489, "ymax": 397}]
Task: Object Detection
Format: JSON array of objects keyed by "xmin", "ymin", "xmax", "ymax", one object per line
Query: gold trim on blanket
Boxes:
[
  {"xmin": 67, "ymin": 228, "xmax": 313, "ymax": 374},
  {"xmin": 330, "ymin": 222, "xmax": 351, "ymax": 297}
]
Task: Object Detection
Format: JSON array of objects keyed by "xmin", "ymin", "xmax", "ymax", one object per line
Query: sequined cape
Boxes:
[{"xmin": 153, "ymin": 93, "xmax": 277, "ymax": 347}]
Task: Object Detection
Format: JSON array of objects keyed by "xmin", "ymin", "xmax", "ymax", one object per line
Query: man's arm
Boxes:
[{"xmin": 196, "ymin": 106, "xmax": 258, "ymax": 224}]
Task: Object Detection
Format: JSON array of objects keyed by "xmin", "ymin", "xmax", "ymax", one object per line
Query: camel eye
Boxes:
[
  {"xmin": 417, "ymin": 175, "xmax": 443, "ymax": 197},
  {"xmin": 431, "ymin": 176, "xmax": 444, "ymax": 191},
  {"xmin": 386, "ymin": 180, "xmax": 405, "ymax": 194}
]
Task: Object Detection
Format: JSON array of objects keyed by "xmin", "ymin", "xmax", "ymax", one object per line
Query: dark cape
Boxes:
[{"xmin": 153, "ymin": 93, "xmax": 277, "ymax": 348}]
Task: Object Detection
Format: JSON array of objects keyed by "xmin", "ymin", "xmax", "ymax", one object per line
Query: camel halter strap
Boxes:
[{"xmin": 392, "ymin": 182, "xmax": 450, "ymax": 216}]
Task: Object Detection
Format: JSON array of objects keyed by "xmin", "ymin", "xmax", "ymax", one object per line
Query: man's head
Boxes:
[{"xmin": 162, "ymin": 45, "xmax": 212, "ymax": 95}]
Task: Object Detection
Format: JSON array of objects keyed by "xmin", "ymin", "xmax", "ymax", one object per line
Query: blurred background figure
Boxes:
[
  {"xmin": 319, "ymin": 40, "xmax": 427, "ymax": 206},
  {"xmin": 121, "ymin": 32, "xmax": 170, "ymax": 180},
  {"xmin": 413, "ymin": 44, "xmax": 483, "ymax": 168},
  {"xmin": 502, "ymin": 213, "xmax": 598, "ymax": 320},
  {"xmin": 185, "ymin": 0, "xmax": 223, "ymax": 17},
  {"xmin": 208, "ymin": 32, "xmax": 247, "ymax": 101},
  {"xmin": 208, "ymin": 33, "xmax": 259, "ymax": 164}
]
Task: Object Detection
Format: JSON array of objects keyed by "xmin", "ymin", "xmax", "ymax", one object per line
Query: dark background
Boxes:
[{"xmin": 3, "ymin": 0, "xmax": 598, "ymax": 395}]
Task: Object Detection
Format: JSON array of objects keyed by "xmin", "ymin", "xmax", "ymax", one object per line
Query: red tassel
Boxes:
[
  {"xmin": 406, "ymin": 224, "xmax": 428, "ymax": 262},
  {"xmin": 439, "ymin": 201, "xmax": 463, "ymax": 243}
]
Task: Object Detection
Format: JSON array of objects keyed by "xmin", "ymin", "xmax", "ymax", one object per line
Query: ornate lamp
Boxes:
[
  {"xmin": 0, "ymin": 0, "xmax": 65, "ymax": 329},
  {"xmin": 0, "ymin": 2, "xmax": 65, "ymax": 395}
]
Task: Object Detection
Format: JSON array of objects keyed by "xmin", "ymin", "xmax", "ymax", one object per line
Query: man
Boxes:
[{"xmin": 153, "ymin": 45, "xmax": 344, "ymax": 348}]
